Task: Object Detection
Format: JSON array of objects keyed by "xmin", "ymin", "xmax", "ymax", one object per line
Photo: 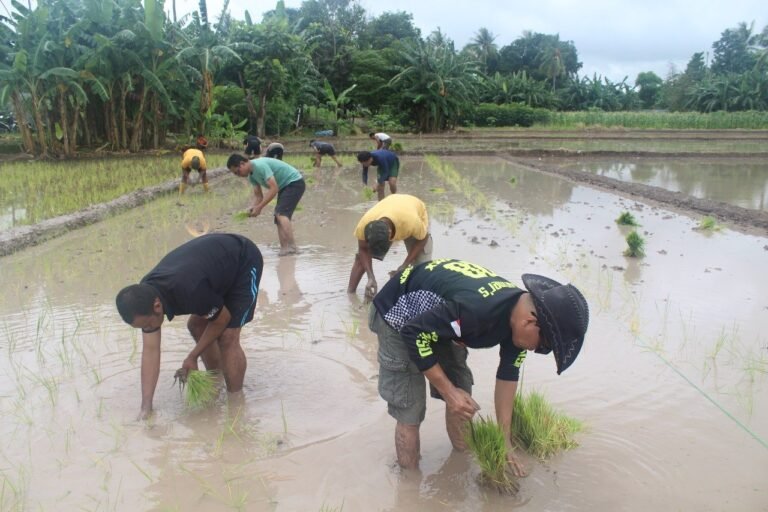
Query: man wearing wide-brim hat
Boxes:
[{"xmin": 369, "ymin": 258, "xmax": 589, "ymax": 473}]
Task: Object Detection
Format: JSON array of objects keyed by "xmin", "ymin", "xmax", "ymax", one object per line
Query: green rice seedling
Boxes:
[
  {"xmin": 465, "ymin": 416, "xmax": 519, "ymax": 494},
  {"xmin": 429, "ymin": 187, "xmax": 446, "ymax": 194},
  {"xmin": 616, "ymin": 211, "xmax": 639, "ymax": 226},
  {"xmin": 391, "ymin": 142, "xmax": 403, "ymax": 152},
  {"xmin": 696, "ymin": 216, "xmax": 721, "ymax": 231},
  {"xmin": 362, "ymin": 187, "xmax": 375, "ymax": 200},
  {"xmin": 233, "ymin": 211, "xmax": 250, "ymax": 221},
  {"xmin": 624, "ymin": 231, "xmax": 645, "ymax": 257},
  {"xmin": 184, "ymin": 370, "xmax": 219, "ymax": 409},
  {"xmin": 512, "ymin": 390, "xmax": 584, "ymax": 460}
]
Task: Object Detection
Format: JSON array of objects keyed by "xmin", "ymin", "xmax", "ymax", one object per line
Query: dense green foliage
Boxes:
[{"xmin": 1, "ymin": 0, "xmax": 767, "ymax": 158}]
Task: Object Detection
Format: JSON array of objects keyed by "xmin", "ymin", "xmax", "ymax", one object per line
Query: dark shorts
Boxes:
[
  {"xmin": 274, "ymin": 179, "xmax": 306, "ymax": 222},
  {"xmin": 266, "ymin": 147, "xmax": 284, "ymax": 160},
  {"xmin": 376, "ymin": 158, "xmax": 400, "ymax": 183},
  {"xmin": 317, "ymin": 146, "xmax": 336, "ymax": 156},
  {"xmin": 223, "ymin": 241, "xmax": 264, "ymax": 328},
  {"xmin": 369, "ymin": 307, "xmax": 473, "ymax": 425},
  {"xmin": 245, "ymin": 142, "xmax": 261, "ymax": 156}
]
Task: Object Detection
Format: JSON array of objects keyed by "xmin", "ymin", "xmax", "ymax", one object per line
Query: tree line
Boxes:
[{"xmin": 1, "ymin": 0, "xmax": 767, "ymax": 157}]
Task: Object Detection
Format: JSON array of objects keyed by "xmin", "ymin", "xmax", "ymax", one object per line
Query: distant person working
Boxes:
[{"xmin": 357, "ymin": 149, "xmax": 399, "ymax": 200}]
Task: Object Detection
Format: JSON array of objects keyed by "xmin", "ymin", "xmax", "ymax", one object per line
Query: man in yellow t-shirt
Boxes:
[
  {"xmin": 347, "ymin": 194, "xmax": 433, "ymax": 300},
  {"xmin": 180, "ymin": 148, "xmax": 209, "ymax": 194}
]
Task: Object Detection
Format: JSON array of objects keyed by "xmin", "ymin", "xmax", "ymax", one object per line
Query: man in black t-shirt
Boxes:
[
  {"xmin": 309, "ymin": 139, "xmax": 342, "ymax": 167},
  {"xmin": 116, "ymin": 233, "xmax": 263, "ymax": 420},
  {"xmin": 244, "ymin": 135, "xmax": 262, "ymax": 156},
  {"xmin": 370, "ymin": 259, "xmax": 589, "ymax": 472}
]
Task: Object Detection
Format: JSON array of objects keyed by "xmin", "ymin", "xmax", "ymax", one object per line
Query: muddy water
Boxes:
[
  {"xmin": 560, "ymin": 157, "xmax": 768, "ymax": 211},
  {"xmin": 0, "ymin": 157, "xmax": 766, "ymax": 511}
]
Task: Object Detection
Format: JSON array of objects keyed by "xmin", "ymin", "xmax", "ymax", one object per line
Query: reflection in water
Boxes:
[{"xmin": 571, "ymin": 158, "xmax": 768, "ymax": 210}]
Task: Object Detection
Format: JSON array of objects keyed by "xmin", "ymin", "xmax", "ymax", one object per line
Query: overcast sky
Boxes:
[{"xmin": 172, "ymin": 0, "xmax": 767, "ymax": 83}]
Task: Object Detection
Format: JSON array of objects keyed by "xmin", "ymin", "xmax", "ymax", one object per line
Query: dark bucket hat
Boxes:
[
  {"xmin": 364, "ymin": 220, "xmax": 392, "ymax": 260},
  {"xmin": 522, "ymin": 274, "xmax": 589, "ymax": 375}
]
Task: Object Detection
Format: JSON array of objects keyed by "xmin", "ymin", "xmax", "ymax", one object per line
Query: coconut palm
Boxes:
[{"xmin": 466, "ymin": 27, "xmax": 498, "ymax": 73}]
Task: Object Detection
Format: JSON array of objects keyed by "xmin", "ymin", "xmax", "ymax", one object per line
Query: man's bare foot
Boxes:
[{"xmin": 278, "ymin": 247, "xmax": 298, "ymax": 256}]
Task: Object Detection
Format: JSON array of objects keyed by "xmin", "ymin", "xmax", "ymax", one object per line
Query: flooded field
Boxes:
[
  {"xmin": 550, "ymin": 157, "xmax": 768, "ymax": 211},
  {"xmin": 0, "ymin": 153, "xmax": 766, "ymax": 511}
]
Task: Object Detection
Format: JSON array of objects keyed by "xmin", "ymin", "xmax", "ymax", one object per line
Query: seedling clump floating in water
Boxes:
[
  {"xmin": 696, "ymin": 216, "xmax": 721, "ymax": 231},
  {"xmin": 616, "ymin": 211, "xmax": 639, "ymax": 226},
  {"xmin": 512, "ymin": 390, "xmax": 584, "ymax": 460},
  {"xmin": 624, "ymin": 231, "xmax": 646, "ymax": 257},
  {"xmin": 464, "ymin": 415, "xmax": 519, "ymax": 494}
]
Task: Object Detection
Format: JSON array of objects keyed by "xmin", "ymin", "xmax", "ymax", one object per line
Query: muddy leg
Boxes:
[
  {"xmin": 187, "ymin": 315, "xmax": 222, "ymax": 370},
  {"xmin": 276, "ymin": 214, "xmax": 297, "ymax": 255},
  {"xmin": 376, "ymin": 182, "xmax": 386, "ymax": 201},
  {"xmin": 445, "ymin": 407, "xmax": 468, "ymax": 451},
  {"xmin": 396, "ymin": 422, "xmax": 421, "ymax": 469},
  {"xmin": 388, "ymin": 176, "xmax": 398, "ymax": 195},
  {"xmin": 217, "ymin": 327, "xmax": 247, "ymax": 392}
]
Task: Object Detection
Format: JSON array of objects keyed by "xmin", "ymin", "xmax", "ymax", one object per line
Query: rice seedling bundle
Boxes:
[
  {"xmin": 362, "ymin": 187, "xmax": 375, "ymax": 200},
  {"xmin": 696, "ymin": 216, "xmax": 721, "ymax": 231},
  {"xmin": 512, "ymin": 390, "xmax": 584, "ymax": 460},
  {"xmin": 184, "ymin": 370, "xmax": 219, "ymax": 409},
  {"xmin": 624, "ymin": 231, "xmax": 645, "ymax": 257},
  {"xmin": 233, "ymin": 211, "xmax": 250, "ymax": 221},
  {"xmin": 465, "ymin": 416, "xmax": 519, "ymax": 494},
  {"xmin": 616, "ymin": 211, "xmax": 639, "ymax": 226}
]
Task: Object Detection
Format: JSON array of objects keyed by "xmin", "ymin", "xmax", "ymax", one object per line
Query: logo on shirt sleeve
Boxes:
[
  {"xmin": 205, "ymin": 307, "xmax": 220, "ymax": 319},
  {"xmin": 416, "ymin": 331, "xmax": 438, "ymax": 358}
]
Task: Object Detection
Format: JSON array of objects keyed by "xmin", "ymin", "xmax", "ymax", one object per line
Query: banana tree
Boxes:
[{"xmin": 321, "ymin": 79, "xmax": 356, "ymax": 135}]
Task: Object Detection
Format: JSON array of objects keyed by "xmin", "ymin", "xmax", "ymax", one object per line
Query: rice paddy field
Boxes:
[{"xmin": 0, "ymin": 130, "xmax": 766, "ymax": 511}]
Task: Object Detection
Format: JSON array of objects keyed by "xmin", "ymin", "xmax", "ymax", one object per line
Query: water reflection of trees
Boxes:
[{"xmin": 574, "ymin": 159, "xmax": 768, "ymax": 210}]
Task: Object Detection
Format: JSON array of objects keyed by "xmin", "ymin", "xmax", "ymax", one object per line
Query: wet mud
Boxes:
[{"xmin": 0, "ymin": 143, "xmax": 767, "ymax": 510}]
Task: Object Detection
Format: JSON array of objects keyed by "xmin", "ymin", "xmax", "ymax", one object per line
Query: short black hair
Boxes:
[
  {"xmin": 115, "ymin": 284, "xmax": 158, "ymax": 324},
  {"xmin": 369, "ymin": 132, "xmax": 375, "ymax": 138},
  {"xmin": 309, "ymin": 139, "xmax": 316, "ymax": 145},
  {"xmin": 227, "ymin": 153, "xmax": 248, "ymax": 170},
  {"xmin": 357, "ymin": 151, "xmax": 373, "ymax": 162}
]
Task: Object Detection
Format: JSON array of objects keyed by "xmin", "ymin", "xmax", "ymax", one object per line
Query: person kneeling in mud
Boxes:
[
  {"xmin": 357, "ymin": 149, "xmax": 399, "ymax": 201},
  {"xmin": 369, "ymin": 259, "xmax": 589, "ymax": 474},
  {"xmin": 180, "ymin": 147, "xmax": 209, "ymax": 194},
  {"xmin": 347, "ymin": 194, "xmax": 432, "ymax": 301},
  {"xmin": 116, "ymin": 233, "xmax": 263, "ymax": 420},
  {"xmin": 227, "ymin": 153, "xmax": 306, "ymax": 256}
]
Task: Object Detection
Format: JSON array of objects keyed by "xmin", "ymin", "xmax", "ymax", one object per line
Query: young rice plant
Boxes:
[
  {"xmin": 184, "ymin": 370, "xmax": 219, "ymax": 409},
  {"xmin": 624, "ymin": 231, "xmax": 646, "ymax": 257},
  {"xmin": 616, "ymin": 211, "xmax": 639, "ymax": 226},
  {"xmin": 512, "ymin": 390, "xmax": 584, "ymax": 460},
  {"xmin": 465, "ymin": 416, "xmax": 519, "ymax": 494}
]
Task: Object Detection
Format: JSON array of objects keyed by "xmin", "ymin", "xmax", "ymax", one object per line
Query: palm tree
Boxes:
[{"xmin": 467, "ymin": 27, "xmax": 498, "ymax": 73}]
